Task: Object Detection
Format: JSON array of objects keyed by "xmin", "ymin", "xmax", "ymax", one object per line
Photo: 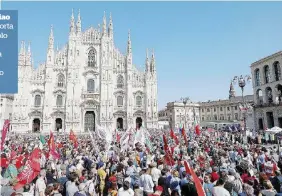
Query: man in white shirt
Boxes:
[
  {"xmin": 35, "ymin": 169, "xmax": 47, "ymax": 196},
  {"xmin": 118, "ymin": 181, "xmax": 134, "ymax": 196},
  {"xmin": 212, "ymin": 178, "xmax": 230, "ymax": 196},
  {"xmin": 150, "ymin": 163, "xmax": 161, "ymax": 186},
  {"xmin": 139, "ymin": 168, "xmax": 154, "ymax": 195}
]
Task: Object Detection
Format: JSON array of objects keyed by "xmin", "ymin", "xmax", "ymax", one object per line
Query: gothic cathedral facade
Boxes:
[{"xmin": 11, "ymin": 10, "xmax": 158, "ymax": 133}]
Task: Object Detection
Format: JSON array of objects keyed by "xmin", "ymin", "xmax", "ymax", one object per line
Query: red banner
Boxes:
[
  {"xmin": 14, "ymin": 148, "xmax": 41, "ymax": 190},
  {"xmin": 1, "ymin": 120, "xmax": 10, "ymax": 151}
]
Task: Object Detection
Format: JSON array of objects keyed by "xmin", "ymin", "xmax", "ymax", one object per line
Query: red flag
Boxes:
[
  {"xmin": 184, "ymin": 161, "xmax": 205, "ymax": 196},
  {"xmin": 48, "ymin": 131, "xmax": 56, "ymax": 150},
  {"xmin": 14, "ymin": 148, "xmax": 41, "ymax": 190},
  {"xmin": 181, "ymin": 127, "xmax": 188, "ymax": 146},
  {"xmin": 170, "ymin": 129, "xmax": 179, "ymax": 145},
  {"xmin": 48, "ymin": 131, "xmax": 60, "ymax": 159},
  {"xmin": 163, "ymin": 135, "xmax": 174, "ymax": 166},
  {"xmin": 69, "ymin": 130, "xmax": 78, "ymax": 148},
  {"xmin": 1, "ymin": 120, "xmax": 10, "ymax": 150},
  {"xmin": 195, "ymin": 125, "xmax": 201, "ymax": 136}
]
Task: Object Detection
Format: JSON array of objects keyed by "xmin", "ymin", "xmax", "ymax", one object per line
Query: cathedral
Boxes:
[{"xmin": 11, "ymin": 10, "xmax": 158, "ymax": 133}]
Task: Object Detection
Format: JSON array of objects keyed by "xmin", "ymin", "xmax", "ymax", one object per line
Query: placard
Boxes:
[{"xmin": 0, "ymin": 10, "xmax": 18, "ymax": 93}]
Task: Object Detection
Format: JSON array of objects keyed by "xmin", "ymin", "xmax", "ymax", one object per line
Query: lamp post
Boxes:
[
  {"xmin": 181, "ymin": 97, "xmax": 189, "ymax": 129},
  {"xmin": 233, "ymin": 75, "xmax": 251, "ymax": 140}
]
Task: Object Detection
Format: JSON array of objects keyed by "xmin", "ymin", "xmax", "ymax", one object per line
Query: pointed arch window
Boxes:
[
  {"xmin": 57, "ymin": 74, "xmax": 64, "ymax": 87},
  {"xmin": 88, "ymin": 48, "xmax": 96, "ymax": 67},
  {"xmin": 274, "ymin": 61, "xmax": 281, "ymax": 81},
  {"xmin": 136, "ymin": 96, "xmax": 142, "ymax": 106},
  {"xmin": 117, "ymin": 75, "xmax": 124, "ymax": 89},
  {"xmin": 56, "ymin": 95, "xmax": 63, "ymax": 106},
  {"xmin": 87, "ymin": 79, "xmax": 95, "ymax": 92},
  {"xmin": 117, "ymin": 96, "xmax": 123, "ymax": 106},
  {"xmin": 264, "ymin": 65, "xmax": 270, "ymax": 84},
  {"xmin": 34, "ymin": 95, "xmax": 41, "ymax": 107},
  {"xmin": 255, "ymin": 69, "xmax": 260, "ymax": 86}
]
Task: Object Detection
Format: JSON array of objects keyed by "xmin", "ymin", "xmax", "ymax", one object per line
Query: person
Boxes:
[
  {"xmin": 74, "ymin": 183, "xmax": 88, "ymax": 196},
  {"xmin": 139, "ymin": 168, "xmax": 154, "ymax": 195},
  {"xmin": 259, "ymin": 180, "xmax": 277, "ymax": 196},
  {"xmin": 117, "ymin": 181, "xmax": 134, "ymax": 196},
  {"xmin": 203, "ymin": 175, "xmax": 214, "ymax": 196},
  {"xmin": 66, "ymin": 172, "xmax": 79, "ymax": 196},
  {"xmin": 35, "ymin": 169, "xmax": 47, "ymax": 196},
  {"xmin": 212, "ymin": 178, "xmax": 231, "ymax": 196}
]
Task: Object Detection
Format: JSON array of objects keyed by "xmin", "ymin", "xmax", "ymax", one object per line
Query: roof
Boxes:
[{"xmin": 251, "ymin": 51, "xmax": 282, "ymax": 67}]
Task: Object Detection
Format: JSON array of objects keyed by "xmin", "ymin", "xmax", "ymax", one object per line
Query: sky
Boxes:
[{"xmin": 2, "ymin": 1, "xmax": 282, "ymax": 109}]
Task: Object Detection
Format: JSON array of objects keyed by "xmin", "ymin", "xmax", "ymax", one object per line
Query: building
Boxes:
[
  {"xmin": 251, "ymin": 51, "xmax": 282, "ymax": 130},
  {"xmin": 199, "ymin": 95, "xmax": 254, "ymax": 130},
  {"xmin": 0, "ymin": 94, "xmax": 13, "ymax": 127},
  {"xmin": 158, "ymin": 100, "xmax": 200, "ymax": 129},
  {"xmin": 158, "ymin": 83, "xmax": 255, "ymax": 130},
  {"xmin": 11, "ymin": 10, "xmax": 158, "ymax": 133}
]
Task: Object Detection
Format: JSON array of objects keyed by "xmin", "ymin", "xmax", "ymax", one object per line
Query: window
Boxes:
[
  {"xmin": 87, "ymin": 79, "xmax": 95, "ymax": 92},
  {"xmin": 117, "ymin": 75, "xmax": 124, "ymax": 88},
  {"xmin": 227, "ymin": 107, "xmax": 230, "ymax": 111},
  {"xmin": 57, "ymin": 74, "xmax": 64, "ymax": 87},
  {"xmin": 214, "ymin": 108, "xmax": 216, "ymax": 112},
  {"xmin": 207, "ymin": 108, "xmax": 210, "ymax": 112},
  {"xmin": 220, "ymin": 107, "xmax": 223, "ymax": 111},
  {"xmin": 88, "ymin": 48, "xmax": 96, "ymax": 67},
  {"xmin": 202, "ymin": 116, "xmax": 205, "ymax": 121},
  {"xmin": 255, "ymin": 69, "xmax": 260, "ymax": 86},
  {"xmin": 214, "ymin": 115, "xmax": 217, "ymax": 120},
  {"xmin": 264, "ymin": 65, "xmax": 270, "ymax": 84},
  {"xmin": 274, "ymin": 62, "xmax": 281, "ymax": 81},
  {"xmin": 56, "ymin": 95, "xmax": 63, "ymax": 106},
  {"xmin": 136, "ymin": 96, "xmax": 142, "ymax": 106},
  {"xmin": 202, "ymin": 109, "xmax": 204, "ymax": 112},
  {"xmin": 34, "ymin": 95, "xmax": 41, "ymax": 107},
  {"xmin": 234, "ymin": 106, "xmax": 237, "ymax": 110},
  {"xmin": 235, "ymin": 113, "xmax": 239, "ymax": 120},
  {"xmin": 117, "ymin": 96, "xmax": 123, "ymax": 106}
]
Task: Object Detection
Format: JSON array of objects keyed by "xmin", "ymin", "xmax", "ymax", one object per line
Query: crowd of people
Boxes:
[{"xmin": 1, "ymin": 125, "xmax": 282, "ymax": 196}]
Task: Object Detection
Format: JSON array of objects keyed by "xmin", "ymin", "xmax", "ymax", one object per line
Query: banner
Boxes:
[{"xmin": 1, "ymin": 119, "xmax": 10, "ymax": 150}]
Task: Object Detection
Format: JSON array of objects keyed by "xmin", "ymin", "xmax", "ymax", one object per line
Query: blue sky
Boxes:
[{"xmin": 3, "ymin": 1, "xmax": 282, "ymax": 109}]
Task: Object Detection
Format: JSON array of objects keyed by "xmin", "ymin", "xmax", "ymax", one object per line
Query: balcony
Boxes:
[
  {"xmin": 53, "ymin": 106, "xmax": 65, "ymax": 111},
  {"xmin": 114, "ymin": 105, "xmax": 125, "ymax": 111},
  {"xmin": 81, "ymin": 91, "xmax": 99, "ymax": 101}
]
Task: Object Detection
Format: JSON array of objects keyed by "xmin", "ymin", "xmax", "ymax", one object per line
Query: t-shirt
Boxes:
[
  {"xmin": 117, "ymin": 187, "xmax": 134, "ymax": 196},
  {"xmin": 35, "ymin": 178, "xmax": 46, "ymax": 196},
  {"xmin": 212, "ymin": 186, "xmax": 231, "ymax": 196}
]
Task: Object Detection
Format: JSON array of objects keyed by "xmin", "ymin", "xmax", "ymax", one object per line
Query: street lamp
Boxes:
[
  {"xmin": 232, "ymin": 75, "xmax": 251, "ymax": 138},
  {"xmin": 181, "ymin": 97, "xmax": 189, "ymax": 129}
]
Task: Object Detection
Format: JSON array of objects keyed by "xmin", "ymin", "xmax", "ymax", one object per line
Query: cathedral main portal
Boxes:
[{"xmin": 84, "ymin": 111, "xmax": 95, "ymax": 132}]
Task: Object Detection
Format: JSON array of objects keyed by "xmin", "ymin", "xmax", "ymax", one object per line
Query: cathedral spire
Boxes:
[
  {"xmin": 145, "ymin": 48, "xmax": 150, "ymax": 72},
  {"xmin": 20, "ymin": 41, "xmax": 25, "ymax": 55},
  {"xmin": 70, "ymin": 9, "xmax": 76, "ymax": 35},
  {"xmin": 48, "ymin": 25, "xmax": 54, "ymax": 50},
  {"xmin": 127, "ymin": 30, "xmax": 132, "ymax": 55},
  {"xmin": 76, "ymin": 9, "xmax": 81, "ymax": 34},
  {"xmin": 229, "ymin": 80, "xmax": 236, "ymax": 99},
  {"xmin": 102, "ymin": 11, "xmax": 107, "ymax": 36},
  {"xmin": 19, "ymin": 41, "xmax": 26, "ymax": 66},
  {"xmin": 150, "ymin": 49, "xmax": 156, "ymax": 72},
  {"xmin": 26, "ymin": 41, "xmax": 32, "ymax": 66},
  {"xmin": 108, "ymin": 12, "xmax": 113, "ymax": 38}
]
